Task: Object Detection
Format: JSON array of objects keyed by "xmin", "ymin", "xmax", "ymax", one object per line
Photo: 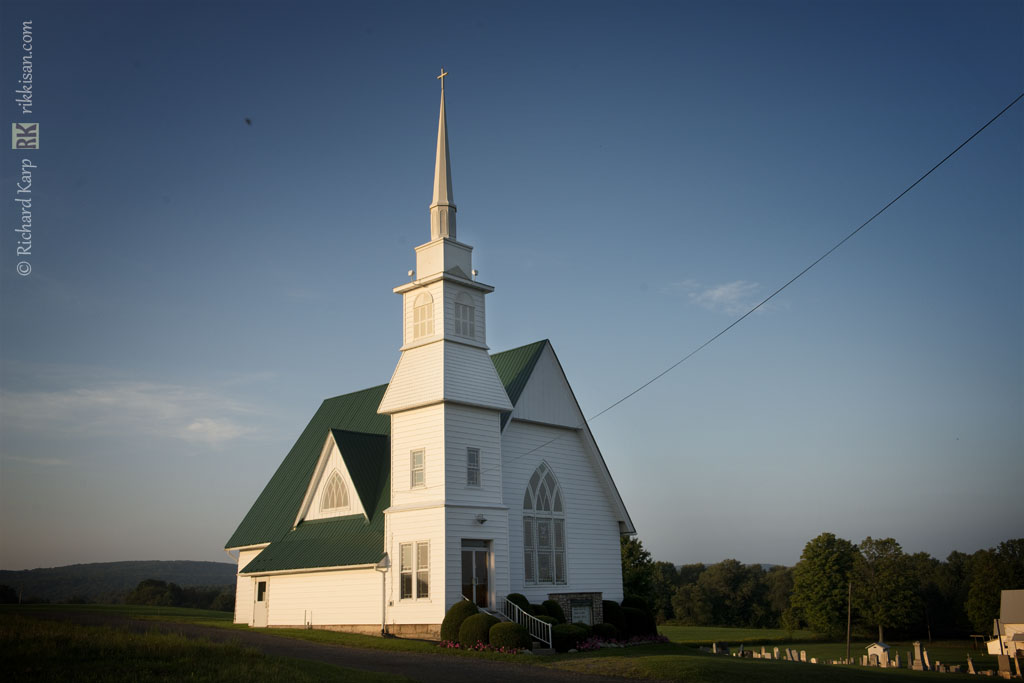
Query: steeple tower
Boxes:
[{"xmin": 430, "ymin": 69, "xmax": 456, "ymax": 241}]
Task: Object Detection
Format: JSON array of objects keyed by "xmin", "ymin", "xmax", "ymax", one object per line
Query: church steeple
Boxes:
[{"xmin": 430, "ymin": 69, "xmax": 456, "ymax": 241}]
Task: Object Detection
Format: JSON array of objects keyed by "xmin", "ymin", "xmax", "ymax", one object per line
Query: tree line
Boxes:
[
  {"xmin": 622, "ymin": 534, "xmax": 1024, "ymax": 640},
  {"xmin": 0, "ymin": 578, "xmax": 234, "ymax": 612}
]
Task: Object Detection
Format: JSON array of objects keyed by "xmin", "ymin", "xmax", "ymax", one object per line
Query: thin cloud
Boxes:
[
  {"xmin": 667, "ymin": 279, "xmax": 766, "ymax": 315},
  {"xmin": 0, "ymin": 380, "xmax": 263, "ymax": 448}
]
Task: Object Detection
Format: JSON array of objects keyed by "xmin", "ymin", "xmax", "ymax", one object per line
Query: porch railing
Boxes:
[{"xmin": 499, "ymin": 597, "xmax": 552, "ymax": 647}]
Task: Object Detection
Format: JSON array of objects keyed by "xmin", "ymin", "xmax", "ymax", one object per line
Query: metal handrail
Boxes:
[{"xmin": 500, "ymin": 597, "xmax": 552, "ymax": 647}]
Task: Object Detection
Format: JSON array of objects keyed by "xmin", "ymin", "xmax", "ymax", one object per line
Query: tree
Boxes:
[
  {"xmin": 765, "ymin": 565, "xmax": 794, "ymax": 627},
  {"xmin": 621, "ymin": 536, "xmax": 655, "ymax": 607},
  {"xmin": 650, "ymin": 561, "xmax": 680, "ymax": 623},
  {"xmin": 853, "ymin": 537, "xmax": 919, "ymax": 642},
  {"xmin": 791, "ymin": 532, "xmax": 858, "ymax": 638}
]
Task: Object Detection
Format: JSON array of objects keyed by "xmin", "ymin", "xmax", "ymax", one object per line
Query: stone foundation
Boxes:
[{"xmin": 548, "ymin": 592, "xmax": 603, "ymax": 625}]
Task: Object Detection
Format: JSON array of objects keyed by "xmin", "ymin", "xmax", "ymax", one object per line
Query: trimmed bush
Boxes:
[
  {"xmin": 440, "ymin": 600, "xmax": 478, "ymax": 642},
  {"xmin": 552, "ymin": 623, "xmax": 588, "ymax": 653},
  {"xmin": 528, "ymin": 603, "xmax": 548, "ymax": 617},
  {"xmin": 536, "ymin": 615, "xmax": 559, "ymax": 626},
  {"xmin": 603, "ymin": 600, "xmax": 625, "ymax": 632},
  {"xmin": 621, "ymin": 606, "xmax": 658, "ymax": 638},
  {"xmin": 542, "ymin": 599, "xmax": 566, "ymax": 623},
  {"xmin": 506, "ymin": 593, "xmax": 530, "ymax": 613},
  {"xmin": 489, "ymin": 621, "xmax": 532, "ymax": 650},
  {"xmin": 591, "ymin": 622, "xmax": 619, "ymax": 641},
  {"xmin": 621, "ymin": 595, "xmax": 650, "ymax": 612},
  {"xmin": 571, "ymin": 622, "xmax": 592, "ymax": 637},
  {"xmin": 458, "ymin": 612, "xmax": 500, "ymax": 648}
]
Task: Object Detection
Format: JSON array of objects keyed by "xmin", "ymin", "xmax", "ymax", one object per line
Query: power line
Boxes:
[
  {"xmin": 587, "ymin": 91, "xmax": 1024, "ymax": 423},
  {"xmin": 479, "ymin": 90, "xmax": 1023, "ymax": 479}
]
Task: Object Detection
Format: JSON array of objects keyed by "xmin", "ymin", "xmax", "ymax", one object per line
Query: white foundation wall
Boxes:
[
  {"xmin": 390, "ymin": 405, "xmax": 446, "ymax": 507},
  {"xmin": 502, "ymin": 420, "xmax": 624, "ymax": 603},
  {"xmin": 264, "ymin": 569, "xmax": 380, "ymax": 626},
  {"xmin": 443, "ymin": 404, "xmax": 503, "ymax": 507},
  {"xmin": 233, "ymin": 548, "xmax": 264, "ymax": 624},
  {"xmin": 386, "ymin": 506, "xmax": 446, "ymax": 626},
  {"xmin": 444, "ymin": 506, "xmax": 510, "ymax": 611}
]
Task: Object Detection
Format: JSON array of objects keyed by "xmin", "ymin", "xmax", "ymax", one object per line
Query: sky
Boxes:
[{"xmin": 0, "ymin": 0, "xmax": 1021, "ymax": 572}]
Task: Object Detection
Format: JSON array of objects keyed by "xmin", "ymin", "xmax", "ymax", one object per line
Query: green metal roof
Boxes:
[{"xmin": 227, "ymin": 341, "xmax": 550, "ymax": 572}]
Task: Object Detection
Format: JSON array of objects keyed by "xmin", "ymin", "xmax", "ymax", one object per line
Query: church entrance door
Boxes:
[
  {"xmin": 253, "ymin": 580, "xmax": 268, "ymax": 627},
  {"xmin": 461, "ymin": 540, "xmax": 490, "ymax": 608}
]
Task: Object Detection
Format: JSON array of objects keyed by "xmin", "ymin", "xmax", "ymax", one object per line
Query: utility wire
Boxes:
[
  {"xmin": 587, "ymin": 91, "xmax": 1024, "ymax": 423},
  {"xmin": 478, "ymin": 91, "xmax": 1023, "ymax": 479}
]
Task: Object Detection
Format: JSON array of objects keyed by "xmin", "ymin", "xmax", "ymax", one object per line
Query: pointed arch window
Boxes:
[
  {"xmin": 320, "ymin": 471, "xmax": 350, "ymax": 512},
  {"xmin": 413, "ymin": 292, "xmax": 434, "ymax": 339},
  {"xmin": 522, "ymin": 463, "xmax": 566, "ymax": 585},
  {"xmin": 454, "ymin": 292, "xmax": 475, "ymax": 339}
]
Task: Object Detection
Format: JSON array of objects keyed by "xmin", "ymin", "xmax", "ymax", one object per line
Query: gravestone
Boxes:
[
  {"xmin": 761, "ymin": 646, "xmax": 766, "ymax": 658},
  {"xmin": 861, "ymin": 655, "xmax": 869, "ymax": 666},
  {"xmin": 894, "ymin": 653, "xmax": 901, "ymax": 668},
  {"xmin": 879, "ymin": 651, "xmax": 890, "ymax": 668},
  {"xmin": 811, "ymin": 657, "xmax": 818, "ymax": 664},
  {"xmin": 912, "ymin": 642, "xmax": 925, "ymax": 671},
  {"xmin": 800, "ymin": 650, "xmax": 807, "ymax": 662},
  {"xmin": 773, "ymin": 647, "xmax": 780, "ymax": 660},
  {"xmin": 996, "ymin": 655, "xmax": 1010, "ymax": 676},
  {"xmin": 1014, "ymin": 655, "xmax": 1022, "ymax": 677},
  {"xmin": 967, "ymin": 654, "xmax": 976, "ymax": 674},
  {"xmin": 923, "ymin": 648, "xmax": 932, "ymax": 671}
]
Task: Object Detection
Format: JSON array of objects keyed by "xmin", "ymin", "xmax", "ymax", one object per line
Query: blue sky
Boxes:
[{"xmin": 1, "ymin": 0, "xmax": 1020, "ymax": 571}]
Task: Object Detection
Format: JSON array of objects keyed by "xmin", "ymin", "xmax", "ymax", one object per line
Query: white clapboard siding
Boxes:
[
  {"xmin": 378, "ymin": 343, "xmax": 444, "ymax": 414},
  {"xmin": 265, "ymin": 569, "xmax": 380, "ymax": 626},
  {"xmin": 387, "ymin": 506, "xmax": 446, "ymax": 625},
  {"xmin": 390, "ymin": 405, "xmax": 446, "ymax": 507},
  {"xmin": 444, "ymin": 507, "xmax": 511, "ymax": 610},
  {"xmin": 510, "ymin": 345, "xmax": 583, "ymax": 429},
  {"xmin": 443, "ymin": 404, "xmax": 504, "ymax": 506},
  {"xmin": 443, "ymin": 343, "xmax": 513, "ymax": 411},
  {"xmin": 234, "ymin": 549, "xmax": 264, "ymax": 624},
  {"xmin": 502, "ymin": 419, "xmax": 624, "ymax": 603}
]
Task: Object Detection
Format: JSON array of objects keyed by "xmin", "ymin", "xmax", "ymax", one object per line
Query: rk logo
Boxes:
[{"xmin": 11, "ymin": 123, "xmax": 39, "ymax": 149}]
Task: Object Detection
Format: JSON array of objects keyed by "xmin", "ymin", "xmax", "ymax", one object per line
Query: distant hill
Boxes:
[{"xmin": 0, "ymin": 560, "xmax": 236, "ymax": 603}]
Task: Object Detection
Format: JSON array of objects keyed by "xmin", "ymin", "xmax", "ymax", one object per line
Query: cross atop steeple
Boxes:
[{"xmin": 430, "ymin": 70, "xmax": 455, "ymax": 241}]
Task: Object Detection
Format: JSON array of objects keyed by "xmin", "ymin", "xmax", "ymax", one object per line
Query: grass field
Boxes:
[
  {"xmin": 3, "ymin": 604, "xmax": 992, "ymax": 682},
  {"xmin": 0, "ymin": 612, "xmax": 410, "ymax": 682}
]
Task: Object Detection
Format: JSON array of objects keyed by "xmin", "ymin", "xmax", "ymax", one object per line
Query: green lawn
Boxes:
[
  {"xmin": 0, "ymin": 612, "xmax": 410, "ymax": 683},
  {"xmin": 659, "ymin": 624, "xmax": 822, "ymax": 644}
]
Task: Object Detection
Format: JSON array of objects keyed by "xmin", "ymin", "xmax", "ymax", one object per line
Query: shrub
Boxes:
[
  {"xmin": 603, "ymin": 600, "xmax": 625, "ymax": 631},
  {"xmin": 571, "ymin": 622, "xmax": 593, "ymax": 637},
  {"xmin": 458, "ymin": 612, "xmax": 499, "ymax": 648},
  {"xmin": 552, "ymin": 623, "xmax": 588, "ymax": 652},
  {"xmin": 591, "ymin": 622, "xmax": 619, "ymax": 641},
  {"xmin": 489, "ymin": 621, "xmax": 531, "ymax": 650},
  {"xmin": 621, "ymin": 595, "xmax": 650, "ymax": 612},
  {"xmin": 506, "ymin": 593, "xmax": 530, "ymax": 613},
  {"xmin": 621, "ymin": 606, "xmax": 658, "ymax": 638},
  {"xmin": 536, "ymin": 615, "xmax": 559, "ymax": 626},
  {"xmin": 542, "ymin": 599, "xmax": 566, "ymax": 623},
  {"xmin": 529, "ymin": 603, "xmax": 548, "ymax": 617},
  {"xmin": 440, "ymin": 600, "xmax": 479, "ymax": 643}
]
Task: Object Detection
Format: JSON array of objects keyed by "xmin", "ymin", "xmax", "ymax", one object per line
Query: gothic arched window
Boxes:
[
  {"xmin": 522, "ymin": 462, "xmax": 566, "ymax": 585},
  {"xmin": 321, "ymin": 471, "xmax": 350, "ymax": 512},
  {"xmin": 413, "ymin": 292, "xmax": 434, "ymax": 339}
]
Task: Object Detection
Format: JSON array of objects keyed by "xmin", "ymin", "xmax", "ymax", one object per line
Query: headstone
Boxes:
[
  {"xmin": 912, "ymin": 642, "xmax": 925, "ymax": 671},
  {"xmin": 923, "ymin": 648, "xmax": 932, "ymax": 671},
  {"xmin": 997, "ymin": 655, "xmax": 1010, "ymax": 675},
  {"xmin": 861, "ymin": 655, "xmax": 869, "ymax": 666},
  {"xmin": 894, "ymin": 653, "xmax": 901, "ymax": 668},
  {"xmin": 712, "ymin": 642, "xmax": 718, "ymax": 654},
  {"xmin": 800, "ymin": 650, "xmax": 807, "ymax": 662},
  {"xmin": 968, "ymin": 654, "xmax": 976, "ymax": 674},
  {"xmin": 1014, "ymin": 655, "xmax": 1022, "ymax": 677},
  {"xmin": 879, "ymin": 651, "xmax": 889, "ymax": 668},
  {"xmin": 761, "ymin": 646, "xmax": 767, "ymax": 658},
  {"xmin": 811, "ymin": 657, "xmax": 818, "ymax": 664},
  {"xmin": 774, "ymin": 647, "xmax": 780, "ymax": 660}
]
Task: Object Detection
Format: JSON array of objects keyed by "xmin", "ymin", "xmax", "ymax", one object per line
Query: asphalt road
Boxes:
[{"xmin": 25, "ymin": 610, "xmax": 650, "ymax": 683}]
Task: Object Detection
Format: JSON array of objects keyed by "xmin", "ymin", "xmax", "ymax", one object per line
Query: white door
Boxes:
[
  {"xmin": 253, "ymin": 580, "xmax": 268, "ymax": 627},
  {"xmin": 461, "ymin": 540, "xmax": 490, "ymax": 608}
]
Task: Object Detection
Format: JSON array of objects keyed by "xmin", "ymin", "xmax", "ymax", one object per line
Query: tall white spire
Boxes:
[{"xmin": 430, "ymin": 69, "xmax": 456, "ymax": 241}]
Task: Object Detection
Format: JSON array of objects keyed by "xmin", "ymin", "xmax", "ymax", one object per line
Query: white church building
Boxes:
[{"xmin": 225, "ymin": 76, "xmax": 635, "ymax": 638}]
